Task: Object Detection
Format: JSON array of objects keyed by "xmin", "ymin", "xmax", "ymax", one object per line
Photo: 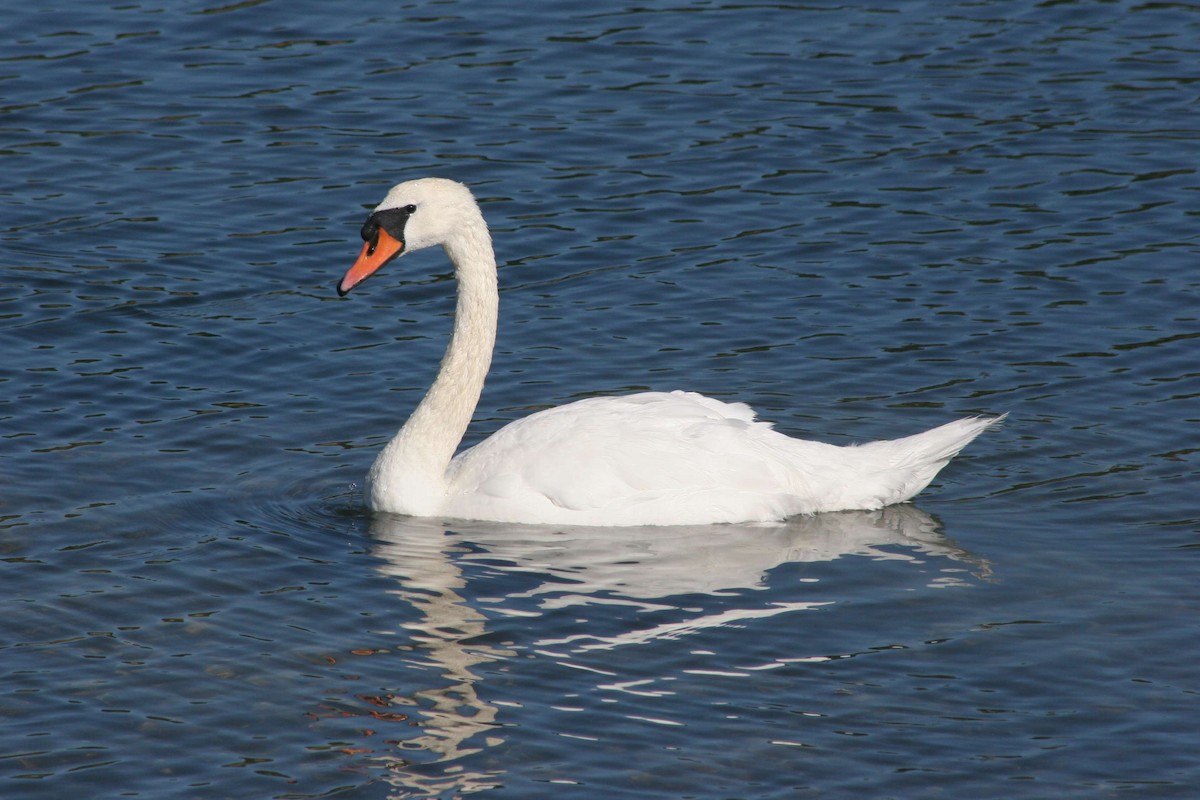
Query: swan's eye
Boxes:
[{"xmin": 366, "ymin": 206, "xmax": 413, "ymax": 249}]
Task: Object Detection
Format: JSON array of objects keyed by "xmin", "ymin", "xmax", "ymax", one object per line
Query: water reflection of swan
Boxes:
[
  {"xmin": 441, "ymin": 504, "xmax": 982, "ymax": 604},
  {"xmin": 365, "ymin": 523, "xmax": 510, "ymax": 798},
  {"xmin": 363, "ymin": 505, "xmax": 985, "ymax": 795}
]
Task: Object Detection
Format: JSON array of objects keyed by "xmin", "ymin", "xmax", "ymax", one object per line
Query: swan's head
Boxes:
[{"xmin": 337, "ymin": 177, "xmax": 482, "ymax": 296}]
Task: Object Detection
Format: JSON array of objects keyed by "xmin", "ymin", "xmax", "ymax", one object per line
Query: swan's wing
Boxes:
[
  {"xmin": 443, "ymin": 391, "xmax": 1001, "ymax": 525},
  {"xmin": 444, "ymin": 391, "xmax": 835, "ymax": 524}
]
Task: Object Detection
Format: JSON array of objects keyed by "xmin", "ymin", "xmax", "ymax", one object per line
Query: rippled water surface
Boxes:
[{"xmin": 3, "ymin": 1, "xmax": 1199, "ymax": 798}]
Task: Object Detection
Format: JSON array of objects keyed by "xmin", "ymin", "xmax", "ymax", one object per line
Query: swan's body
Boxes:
[{"xmin": 337, "ymin": 178, "xmax": 1002, "ymax": 526}]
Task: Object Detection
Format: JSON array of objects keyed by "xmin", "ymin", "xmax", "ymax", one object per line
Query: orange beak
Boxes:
[{"xmin": 338, "ymin": 228, "xmax": 405, "ymax": 296}]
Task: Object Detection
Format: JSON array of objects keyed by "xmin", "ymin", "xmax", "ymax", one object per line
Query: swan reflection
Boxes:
[{"xmin": 364, "ymin": 504, "xmax": 986, "ymax": 796}]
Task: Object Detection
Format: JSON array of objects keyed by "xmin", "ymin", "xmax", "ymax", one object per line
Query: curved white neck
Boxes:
[{"xmin": 366, "ymin": 222, "xmax": 498, "ymax": 514}]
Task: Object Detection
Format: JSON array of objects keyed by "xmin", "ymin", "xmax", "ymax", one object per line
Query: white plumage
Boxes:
[{"xmin": 337, "ymin": 177, "xmax": 1002, "ymax": 526}]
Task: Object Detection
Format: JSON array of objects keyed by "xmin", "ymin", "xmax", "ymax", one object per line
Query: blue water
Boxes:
[{"xmin": 3, "ymin": 1, "xmax": 1198, "ymax": 797}]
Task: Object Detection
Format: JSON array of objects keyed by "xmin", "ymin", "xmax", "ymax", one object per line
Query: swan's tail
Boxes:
[{"xmin": 839, "ymin": 414, "xmax": 1006, "ymax": 510}]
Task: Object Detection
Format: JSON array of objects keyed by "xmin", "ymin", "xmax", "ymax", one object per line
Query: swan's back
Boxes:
[{"xmin": 441, "ymin": 391, "xmax": 1001, "ymax": 526}]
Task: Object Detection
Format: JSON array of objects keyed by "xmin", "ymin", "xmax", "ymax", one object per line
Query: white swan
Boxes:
[{"xmin": 337, "ymin": 177, "xmax": 1002, "ymax": 526}]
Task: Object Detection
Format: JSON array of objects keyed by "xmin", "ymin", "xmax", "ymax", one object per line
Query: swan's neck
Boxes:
[{"xmin": 367, "ymin": 223, "xmax": 498, "ymax": 514}]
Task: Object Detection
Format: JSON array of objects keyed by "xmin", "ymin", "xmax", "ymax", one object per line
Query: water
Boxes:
[{"xmin": 3, "ymin": 1, "xmax": 1198, "ymax": 797}]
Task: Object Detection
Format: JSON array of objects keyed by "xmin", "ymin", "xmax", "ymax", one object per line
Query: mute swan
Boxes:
[{"xmin": 337, "ymin": 177, "xmax": 1002, "ymax": 526}]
